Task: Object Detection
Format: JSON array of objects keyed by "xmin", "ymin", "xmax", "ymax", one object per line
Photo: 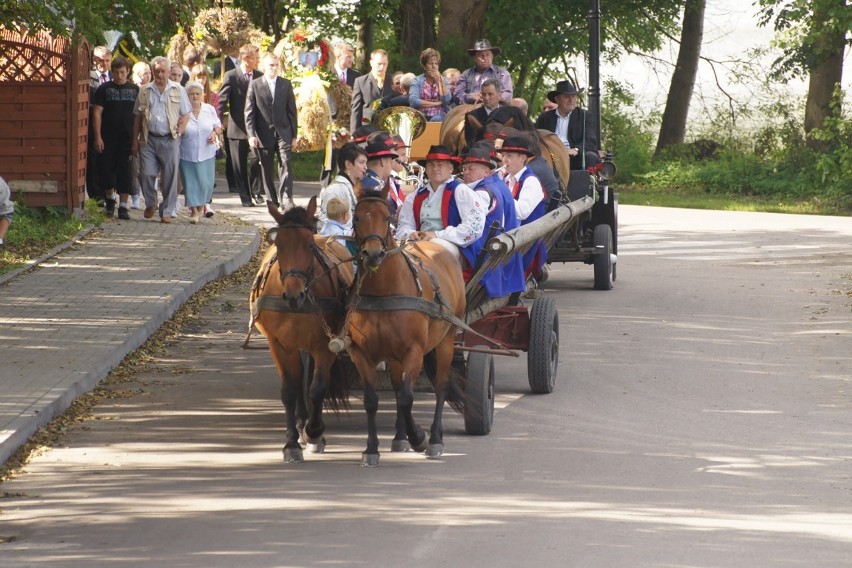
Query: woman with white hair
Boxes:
[{"xmin": 179, "ymin": 80, "xmax": 222, "ymax": 224}]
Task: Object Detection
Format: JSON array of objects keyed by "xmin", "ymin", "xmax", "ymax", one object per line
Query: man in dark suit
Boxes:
[
  {"xmin": 350, "ymin": 49, "xmax": 395, "ymax": 132},
  {"xmin": 463, "ymin": 79, "xmax": 504, "ymax": 152},
  {"xmin": 218, "ymin": 44, "xmax": 263, "ymax": 207},
  {"xmin": 245, "ymin": 52, "xmax": 298, "ymax": 209},
  {"xmin": 534, "ymin": 80, "xmax": 600, "ymax": 171}
]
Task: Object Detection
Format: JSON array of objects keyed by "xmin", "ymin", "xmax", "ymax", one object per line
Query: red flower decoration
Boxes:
[{"xmin": 294, "ymin": 31, "xmax": 306, "ymax": 42}]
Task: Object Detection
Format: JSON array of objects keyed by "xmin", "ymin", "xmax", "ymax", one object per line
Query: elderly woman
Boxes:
[
  {"xmin": 179, "ymin": 81, "xmax": 222, "ymax": 224},
  {"xmin": 190, "ymin": 64, "xmax": 219, "ymax": 114},
  {"xmin": 408, "ymin": 48, "xmax": 452, "ymax": 122}
]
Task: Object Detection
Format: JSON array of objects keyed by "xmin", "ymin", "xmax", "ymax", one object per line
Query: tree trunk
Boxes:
[
  {"xmin": 655, "ymin": 0, "xmax": 705, "ymax": 156},
  {"xmin": 356, "ymin": 17, "xmax": 374, "ymax": 72},
  {"xmin": 803, "ymin": 0, "xmax": 846, "ymax": 150},
  {"xmin": 398, "ymin": 0, "xmax": 436, "ymax": 68},
  {"xmin": 436, "ymin": 0, "xmax": 487, "ymax": 71}
]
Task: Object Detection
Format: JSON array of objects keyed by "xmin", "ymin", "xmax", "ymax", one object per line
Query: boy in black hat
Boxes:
[
  {"xmin": 498, "ymin": 135, "xmax": 548, "ymax": 279},
  {"xmin": 453, "ymin": 39, "xmax": 514, "ymax": 106},
  {"xmin": 534, "ymin": 80, "xmax": 600, "ymax": 170}
]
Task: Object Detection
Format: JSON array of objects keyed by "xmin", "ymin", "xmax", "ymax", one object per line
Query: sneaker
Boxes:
[
  {"xmin": 203, "ymin": 204, "xmax": 214, "ymax": 218},
  {"xmin": 143, "ymin": 206, "xmax": 156, "ymax": 219},
  {"xmin": 117, "ymin": 206, "xmax": 130, "ymax": 220},
  {"xmin": 105, "ymin": 198, "xmax": 117, "ymax": 217},
  {"xmin": 130, "ymin": 195, "xmax": 142, "ymax": 209}
]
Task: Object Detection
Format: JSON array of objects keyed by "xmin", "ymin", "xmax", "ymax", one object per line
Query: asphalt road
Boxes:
[{"xmin": 1, "ymin": 204, "xmax": 851, "ymax": 567}]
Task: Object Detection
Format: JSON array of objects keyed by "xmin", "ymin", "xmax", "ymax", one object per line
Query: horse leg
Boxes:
[
  {"xmin": 391, "ymin": 387, "xmax": 411, "ymax": 452},
  {"xmin": 362, "ymin": 380, "xmax": 380, "ymax": 467},
  {"xmin": 304, "ymin": 352, "xmax": 331, "ymax": 454},
  {"xmin": 296, "ymin": 351, "xmax": 312, "ymax": 445},
  {"xmin": 269, "ymin": 341, "xmax": 305, "ymax": 463},
  {"xmin": 398, "ymin": 371, "xmax": 428, "ymax": 452},
  {"xmin": 425, "ymin": 337, "xmax": 456, "ymax": 459}
]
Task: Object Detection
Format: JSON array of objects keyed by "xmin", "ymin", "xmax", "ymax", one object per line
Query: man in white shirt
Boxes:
[
  {"xmin": 395, "ymin": 145, "xmax": 486, "ymax": 260},
  {"xmin": 534, "ymin": 80, "xmax": 601, "ymax": 170}
]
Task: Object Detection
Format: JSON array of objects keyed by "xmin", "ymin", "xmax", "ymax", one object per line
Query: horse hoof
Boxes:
[
  {"xmin": 391, "ymin": 439, "xmax": 411, "ymax": 452},
  {"xmin": 411, "ymin": 431, "xmax": 428, "ymax": 453},
  {"xmin": 425, "ymin": 444, "xmax": 444, "ymax": 459},
  {"xmin": 283, "ymin": 447, "xmax": 304, "ymax": 464},
  {"xmin": 306, "ymin": 437, "xmax": 326, "ymax": 454},
  {"xmin": 361, "ymin": 452, "xmax": 380, "ymax": 467}
]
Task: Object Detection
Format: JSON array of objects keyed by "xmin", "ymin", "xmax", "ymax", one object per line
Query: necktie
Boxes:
[
  {"xmin": 340, "ymin": 71, "xmax": 346, "ymax": 85},
  {"xmin": 100, "ymin": 73, "xmax": 107, "ymax": 84},
  {"xmin": 244, "ymin": 72, "xmax": 251, "ymax": 84}
]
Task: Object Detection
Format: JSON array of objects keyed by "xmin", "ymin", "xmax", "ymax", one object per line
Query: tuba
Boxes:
[{"xmin": 372, "ymin": 107, "xmax": 428, "ymax": 187}]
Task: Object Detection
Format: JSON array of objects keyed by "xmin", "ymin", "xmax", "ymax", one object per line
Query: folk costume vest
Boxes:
[
  {"xmin": 507, "ymin": 168, "xmax": 548, "ymax": 279},
  {"xmin": 474, "ymin": 174, "xmax": 526, "ymax": 297}
]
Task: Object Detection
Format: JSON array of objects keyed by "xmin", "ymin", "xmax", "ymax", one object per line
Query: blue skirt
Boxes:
[{"xmin": 179, "ymin": 158, "xmax": 215, "ymax": 207}]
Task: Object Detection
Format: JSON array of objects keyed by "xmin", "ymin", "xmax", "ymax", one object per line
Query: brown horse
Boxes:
[
  {"xmin": 440, "ymin": 104, "xmax": 571, "ymax": 187},
  {"xmin": 347, "ymin": 187, "xmax": 466, "ymax": 466},
  {"xmin": 250, "ymin": 197, "xmax": 355, "ymax": 463}
]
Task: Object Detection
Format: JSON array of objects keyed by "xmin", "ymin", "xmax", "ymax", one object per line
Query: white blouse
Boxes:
[
  {"xmin": 179, "ymin": 103, "xmax": 221, "ymax": 163},
  {"xmin": 503, "ymin": 166, "xmax": 545, "ymax": 221}
]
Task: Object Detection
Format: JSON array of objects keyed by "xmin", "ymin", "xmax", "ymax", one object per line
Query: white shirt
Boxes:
[
  {"xmin": 555, "ymin": 109, "xmax": 571, "ymax": 148},
  {"xmin": 179, "ymin": 104, "xmax": 222, "ymax": 162},
  {"xmin": 396, "ymin": 179, "xmax": 486, "ymax": 247},
  {"xmin": 265, "ymin": 76, "xmax": 277, "ymax": 102},
  {"xmin": 503, "ymin": 167, "xmax": 545, "ymax": 221}
]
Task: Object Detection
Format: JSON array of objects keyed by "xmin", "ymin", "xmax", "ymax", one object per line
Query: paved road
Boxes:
[{"xmin": 1, "ymin": 205, "xmax": 850, "ymax": 567}]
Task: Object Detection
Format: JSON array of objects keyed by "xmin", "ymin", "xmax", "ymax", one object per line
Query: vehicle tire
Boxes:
[
  {"xmin": 464, "ymin": 352, "xmax": 495, "ymax": 435},
  {"xmin": 612, "ymin": 196, "xmax": 619, "ymax": 282},
  {"xmin": 528, "ymin": 296, "xmax": 559, "ymax": 394},
  {"xmin": 593, "ymin": 224, "xmax": 613, "ymax": 290}
]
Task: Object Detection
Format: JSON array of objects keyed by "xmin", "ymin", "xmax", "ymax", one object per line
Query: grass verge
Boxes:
[{"xmin": 0, "ymin": 200, "xmax": 106, "ymax": 276}]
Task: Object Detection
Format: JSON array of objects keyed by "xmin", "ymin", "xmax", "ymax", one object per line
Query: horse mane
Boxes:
[
  {"xmin": 278, "ymin": 205, "xmax": 314, "ymax": 230},
  {"xmin": 487, "ymin": 105, "xmax": 535, "ymax": 132},
  {"xmin": 358, "ymin": 188, "xmax": 385, "ymax": 201}
]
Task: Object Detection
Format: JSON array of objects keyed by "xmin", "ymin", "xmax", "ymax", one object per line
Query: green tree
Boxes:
[{"xmin": 758, "ymin": 0, "xmax": 851, "ymax": 149}]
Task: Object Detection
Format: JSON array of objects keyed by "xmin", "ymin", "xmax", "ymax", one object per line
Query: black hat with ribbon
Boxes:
[
  {"xmin": 462, "ymin": 143, "xmax": 497, "ymax": 169},
  {"xmin": 499, "ymin": 135, "xmax": 535, "ymax": 157},
  {"xmin": 417, "ymin": 144, "xmax": 462, "ymax": 168},
  {"xmin": 546, "ymin": 80, "xmax": 584, "ymax": 103},
  {"xmin": 364, "ymin": 131, "xmax": 399, "ymax": 160}
]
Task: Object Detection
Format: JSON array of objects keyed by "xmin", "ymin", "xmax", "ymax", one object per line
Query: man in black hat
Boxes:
[
  {"xmin": 534, "ymin": 80, "xmax": 600, "ymax": 170},
  {"xmin": 453, "ymin": 39, "xmax": 513, "ymax": 106},
  {"xmin": 396, "ymin": 145, "xmax": 486, "ymax": 261}
]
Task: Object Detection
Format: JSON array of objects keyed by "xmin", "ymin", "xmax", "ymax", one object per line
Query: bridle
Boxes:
[
  {"xmin": 275, "ymin": 222, "xmax": 320, "ymax": 292},
  {"xmin": 353, "ymin": 196, "xmax": 393, "ymax": 255}
]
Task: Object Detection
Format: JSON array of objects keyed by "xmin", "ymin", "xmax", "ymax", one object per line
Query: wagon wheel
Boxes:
[
  {"xmin": 593, "ymin": 224, "xmax": 614, "ymax": 290},
  {"xmin": 611, "ymin": 195, "xmax": 619, "ymax": 282},
  {"xmin": 528, "ymin": 296, "xmax": 559, "ymax": 394},
  {"xmin": 464, "ymin": 352, "xmax": 495, "ymax": 435}
]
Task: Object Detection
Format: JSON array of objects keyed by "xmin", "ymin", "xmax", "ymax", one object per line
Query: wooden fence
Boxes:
[{"xmin": 0, "ymin": 29, "xmax": 90, "ymax": 212}]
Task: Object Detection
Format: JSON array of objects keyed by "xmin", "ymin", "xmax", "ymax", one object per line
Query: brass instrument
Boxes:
[{"xmin": 373, "ymin": 107, "xmax": 428, "ymax": 187}]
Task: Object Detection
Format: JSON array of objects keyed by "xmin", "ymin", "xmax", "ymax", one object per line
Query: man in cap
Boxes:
[
  {"xmin": 459, "ymin": 143, "xmax": 526, "ymax": 296},
  {"xmin": 453, "ymin": 39, "xmax": 513, "ymax": 106},
  {"xmin": 534, "ymin": 79, "xmax": 600, "ymax": 170},
  {"xmin": 395, "ymin": 145, "xmax": 486, "ymax": 262}
]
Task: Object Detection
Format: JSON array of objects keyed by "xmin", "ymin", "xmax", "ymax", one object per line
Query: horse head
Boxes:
[
  {"xmin": 353, "ymin": 185, "xmax": 392, "ymax": 272},
  {"xmin": 266, "ymin": 196, "xmax": 318, "ymax": 310}
]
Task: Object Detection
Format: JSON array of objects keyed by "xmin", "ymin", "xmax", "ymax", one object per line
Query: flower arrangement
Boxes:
[{"xmin": 275, "ymin": 28, "xmax": 335, "ymax": 83}]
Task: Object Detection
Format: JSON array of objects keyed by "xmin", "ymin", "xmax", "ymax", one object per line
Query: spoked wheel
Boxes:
[
  {"xmin": 528, "ymin": 296, "xmax": 559, "ymax": 394},
  {"xmin": 463, "ymin": 352, "xmax": 495, "ymax": 435},
  {"xmin": 593, "ymin": 224, "xmax": 614, "ymax": 290}
]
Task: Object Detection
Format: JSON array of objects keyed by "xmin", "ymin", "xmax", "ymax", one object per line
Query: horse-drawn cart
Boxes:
[{"xmin": 450, "ymin": 193, "xmax": 596, "ymax": 435}]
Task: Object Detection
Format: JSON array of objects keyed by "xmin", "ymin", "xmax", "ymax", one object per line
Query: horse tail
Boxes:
[
  {"xmin": 323, "ymin": 357, "xmax": 352, "ymax": 414},
  {"xmin": 423, "ymin": 350, "xmax": 467, "ymax": 415}
]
